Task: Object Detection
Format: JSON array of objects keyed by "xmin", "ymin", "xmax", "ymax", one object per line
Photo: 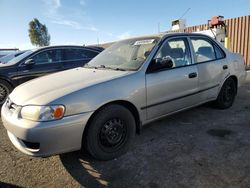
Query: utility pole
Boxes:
[{"xmin": 97, "ymin": 37, "xmax": 99, "ymax": 46}]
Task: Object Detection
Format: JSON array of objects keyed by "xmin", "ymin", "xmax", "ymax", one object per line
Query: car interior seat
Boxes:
[
  {"xmin": 196, "ymin": 46, "xmax": 215, "ymax": 62},
  {"xmin": 170, "ymin": 48, "xmax": 187, "ymax": 67}
]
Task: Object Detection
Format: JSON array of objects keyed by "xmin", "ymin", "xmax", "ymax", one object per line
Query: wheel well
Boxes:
[
  {"xmin": 83, "ymin": 100, "xmax": 141, "ymax": 144},
  {"xmin": 0, "ymin": 78, "xmax": 14, "ymax": 88}
]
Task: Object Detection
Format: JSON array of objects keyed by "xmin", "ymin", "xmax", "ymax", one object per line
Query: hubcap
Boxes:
[
  {"xmin": 99, "ymin": 118, "xmax": 126, "ymax": 149},
  {"xmin": 0, "ymin": 84, "xmax": 9, "ymax": 104}
]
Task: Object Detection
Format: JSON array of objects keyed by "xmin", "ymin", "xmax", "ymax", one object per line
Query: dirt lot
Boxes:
[{"xmin": 1, "ymin": 77, "xmax": 250, "ymax": 188}]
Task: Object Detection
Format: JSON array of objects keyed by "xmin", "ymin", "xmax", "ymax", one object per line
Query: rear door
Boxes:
[
  {"xmin": 17, "ymin": 49, "xmax": 63, "ymax": 84},
  {"xmin": 189, "ymin": 36, "xmax": 229, "ymax": 101},
  {"xmin": 145, "ymin": 37, "xmax": 199, "ymax": 120},
  {"xmin": 62, "ymin": 48, "xmax": 99, "ymax": 69}
]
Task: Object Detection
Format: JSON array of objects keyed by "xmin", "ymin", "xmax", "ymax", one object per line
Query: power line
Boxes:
[{"xmin": 179, "ymin": 8, "xmax": 191, "ymax": 20}]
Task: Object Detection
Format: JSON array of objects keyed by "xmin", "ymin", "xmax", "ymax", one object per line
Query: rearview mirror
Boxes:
[{"xmin": 24, "ymin": 59, "xmax": 35, "ymax": 65}]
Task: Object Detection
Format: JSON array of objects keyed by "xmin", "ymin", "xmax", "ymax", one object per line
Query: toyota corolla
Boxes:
[{"xmin": 1, "ymin": 33, "xmax": 246, "ymax": 160}]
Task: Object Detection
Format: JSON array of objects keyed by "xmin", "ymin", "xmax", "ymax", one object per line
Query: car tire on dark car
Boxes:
[
  {"xmin": 215, "ymin": 77, "xmax": 237, "ymax": 109},
  {"xmin": 0, "ymin": 80, "xmax": 12, "ymax": 105},
  {"xmin": 84, "ymin": 104, "xmax": 136, "ymax": 161}
]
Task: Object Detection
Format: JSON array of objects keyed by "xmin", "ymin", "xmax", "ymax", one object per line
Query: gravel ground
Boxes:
[{"xmin": 0, "ymin": 78, "xmax": 250, "ymax": 188}]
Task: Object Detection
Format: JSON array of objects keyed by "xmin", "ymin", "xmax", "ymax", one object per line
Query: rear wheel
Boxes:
[
  {"xmin": 214, "ymin": 77, "xmax": 237, "ymax": 109},
  {"xmin": 85, "ymin": 104, "xmax": 135, "ymax": 160},
  {"xmin": 0, "ymin": 80, "xmax": 12, "ymax": 105}
]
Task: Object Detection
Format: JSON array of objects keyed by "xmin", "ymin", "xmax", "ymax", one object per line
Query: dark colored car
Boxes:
[{"xmin": 0, "ymin": 45, "xmax": 103, "ymax": 104}]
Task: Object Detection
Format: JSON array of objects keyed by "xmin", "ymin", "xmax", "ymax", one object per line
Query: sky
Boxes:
[{"xmin": 0, "ymin": 0, "xmax": 249, "ymax": 50}]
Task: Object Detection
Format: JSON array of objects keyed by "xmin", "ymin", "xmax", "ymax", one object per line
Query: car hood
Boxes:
[
  {"xmin": 0, "ymin": 63, "xmax": 15, "ymax": 67},
  {"xmin": 10, "ymin": 67, "xmax": 132, "ymax": 105}
]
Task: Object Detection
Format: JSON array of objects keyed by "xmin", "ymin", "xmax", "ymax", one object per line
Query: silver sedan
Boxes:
[{"xmin": 1, "ymin": 33, "xmax": 246, "ymax": 160}]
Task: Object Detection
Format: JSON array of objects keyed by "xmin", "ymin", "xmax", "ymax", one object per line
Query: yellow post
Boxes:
[{"xmin": 224, "ymin": 37, "xmax": 230, "ymax": 49}]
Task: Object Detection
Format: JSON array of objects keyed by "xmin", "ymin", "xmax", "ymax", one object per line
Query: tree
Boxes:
[{"xmin": 28, "ymin": 18, "xmax": 50, "ymax": 47}]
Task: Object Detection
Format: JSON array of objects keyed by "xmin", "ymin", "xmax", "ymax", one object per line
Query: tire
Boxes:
[
  {"xmin": 214, "ymin": 77, "xmax": 237, "ymax": 109},
  {"xmin": 0, "ymin": 80, "xmax": 13, "ymax": 105},
  {"xmin": 85, "ymin": 104, "xmax": 136, "ymax": 160}
]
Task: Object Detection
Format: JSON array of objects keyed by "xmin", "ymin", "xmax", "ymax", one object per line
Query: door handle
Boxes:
[
  {"xmin": 223, "ymin": 65, "xmax": 228, "ymax": 70},
  {"xmin": 188, "ymin": 72, "xmax": 197, "ymax": 78}
]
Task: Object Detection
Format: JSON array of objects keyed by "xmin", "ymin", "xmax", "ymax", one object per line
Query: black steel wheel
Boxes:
[
  {"xmin": 99, "ymin": 118, "xmax": 127, "ymax": 151},
  {"xmin": 215, "ymin": 77, "xmax": 237, "ymax": 109},
  {"xmin": 84, "ymin": 104, "xmax": 135, "ymax": 160}
]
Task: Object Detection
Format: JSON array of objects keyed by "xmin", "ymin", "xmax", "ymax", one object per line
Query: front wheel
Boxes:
[
  {"xmin": 84, "ymin": 104, "xmax": 136, "ymax": 160},
  {"xmin": 214, "ymin": 77, "xmax": 237, "ymax": 109},
  {"xmin": 0, "ymin": 80, "xmax": 12, "ymax": 105}
]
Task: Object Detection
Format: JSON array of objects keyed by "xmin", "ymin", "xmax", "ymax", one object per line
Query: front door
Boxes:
[{"xmin": 145, "ymin": 37, "xmax": 199, "ymax": 120}]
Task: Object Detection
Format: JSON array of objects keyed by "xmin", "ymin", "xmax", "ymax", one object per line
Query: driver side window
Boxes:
[{"xmin": 155, "ymin": 38, "xmax": 192, "ymax": 68}]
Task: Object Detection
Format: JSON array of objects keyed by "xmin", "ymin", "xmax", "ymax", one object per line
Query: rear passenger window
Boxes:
[
  {"xmin": 83, "ymin": 50, "xmax": 99, "ymax": 58},
  {"xmin": 190, "ymin": 38, "xmax": 216, "ymax": 63},
  {"xmin": 64, "ymin": 49, "xmax": 88, "ymax": 61}
]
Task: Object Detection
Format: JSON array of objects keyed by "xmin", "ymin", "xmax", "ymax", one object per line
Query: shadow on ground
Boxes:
[
  {"xmin": 60, "ymin": 152, "xmax": 109, "ymax": 188},
  {"xmin": 59, "ymin": 89, "xmax": 250, "ymax": 188},
  {"xmin": 0, "ymin": 182, "xmax": 20, "ymax": 188},
  {"xmin": 59, "ymin": 82, "xmax": 250, "ymax": 187}
]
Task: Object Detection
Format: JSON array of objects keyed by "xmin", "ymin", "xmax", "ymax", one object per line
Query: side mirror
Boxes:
[
  {"xmin": 149, "ymin": 56, "xmax": 174, "ymax": 72},
  {"xmin": 24, "ymin": 59, "xmax": 35, "ymax": 65},
  {"xmin": 160, "ymin": 56, "xmax": 174, "ymax": 68}
]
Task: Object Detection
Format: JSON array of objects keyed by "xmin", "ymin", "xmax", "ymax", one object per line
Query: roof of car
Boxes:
[
  {"xmin": 163, "ymin": 32, "xmax": 214, "ymax": 37},
  {"xmin": 122, "ymin": 32, "xmax": 213, "ymax": 41},
  {"xmin": 34, "ymin": 45, "xmax": 103, "ymax": 52}
]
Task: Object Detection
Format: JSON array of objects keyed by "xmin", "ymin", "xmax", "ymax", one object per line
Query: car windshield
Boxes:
[
  {"xmin": 0, "ymin": 51, "xmax": 24, "ymax": 64},
  {"xmin": 8, "ymin": 50, "xmax": 34, "ymax": 64},
  {"xmin": 0, "ymin": 53, "xmax": 15, "ymax": 63},
  {"xmin": 86, "ymin": 37, "xmax": 159, "ymax": 71}
]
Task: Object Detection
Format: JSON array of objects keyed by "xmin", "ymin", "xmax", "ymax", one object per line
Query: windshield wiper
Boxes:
[
  {"xmin": 83, "ymin": 63, "xmax": 99, "ymax": 69},
  {"xmin": 100, "ymin": 65, "xmax": 126, "ymax": 71},
  {"xmin": 84, "ymin": 64, "xmax": 127, "ymax": 71},
  {"xmin": 98, "ymin": 65, "xmax": 106, "ymax": 68},
  {"xmin": 113, "ymin": 67, "xmax": 126, "ymax": 71}
]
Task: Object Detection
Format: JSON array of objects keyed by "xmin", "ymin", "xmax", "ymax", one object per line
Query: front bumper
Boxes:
[{"xmin": 1, "ymin": 102, "xmax": 93, "ymax": 157}]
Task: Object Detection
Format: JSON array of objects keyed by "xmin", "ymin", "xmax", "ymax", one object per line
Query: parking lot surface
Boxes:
[{"xmin": 1, "ymin": 78, "xmax": 250, "ymax": 188}]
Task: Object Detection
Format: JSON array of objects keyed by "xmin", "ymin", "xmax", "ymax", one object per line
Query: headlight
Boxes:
[{"xmin": 20, "ymin": 105, "xmax": 65, "ymax": 122}]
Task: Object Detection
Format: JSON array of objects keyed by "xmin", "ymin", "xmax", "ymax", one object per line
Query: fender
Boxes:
[
  {"xmin": 217, "ymin": 74, "xmax": 238, "ymax": 96},
  {"xmin": 0, "ymin": 76, "xmax": 15, "ymax": 88}
]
